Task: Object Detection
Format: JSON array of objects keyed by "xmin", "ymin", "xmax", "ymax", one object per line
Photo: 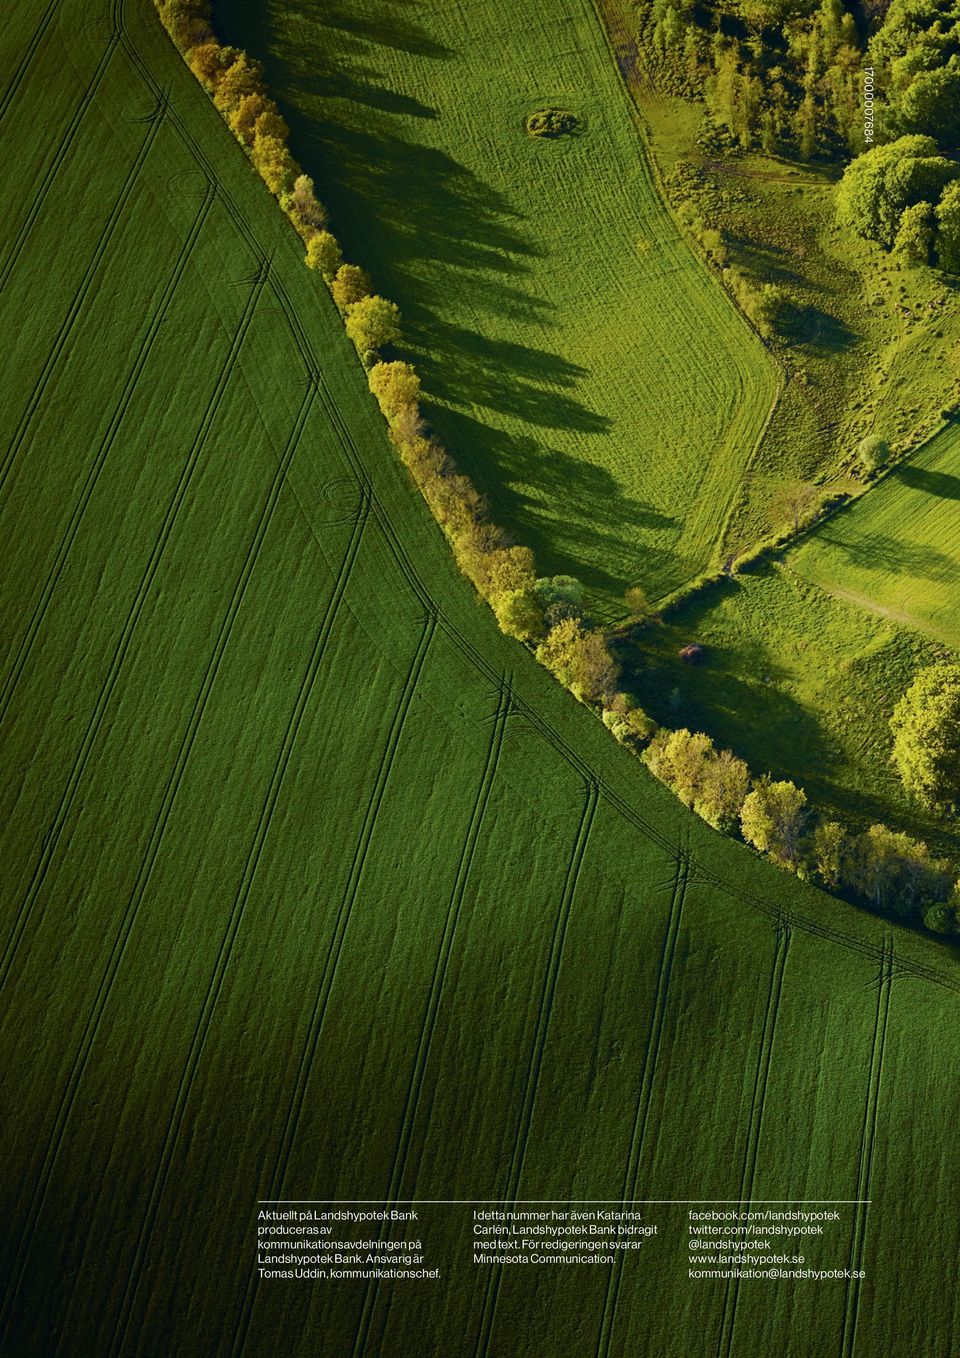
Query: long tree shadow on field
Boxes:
[
  {"xmin": 813, "ymin": 528, "xmax": 957, "ymax": 584},
  {"xmin": 217, "ymin": 0, "xmax": 621, "ymax": 577},
  {"xmin": 432, "ymin": 406, "xmax": 683, "ymax": 599},
  {"xmin": 894, "ymin": 463, "xmax": 960, "ymax": 501},
  {"xmin": 218, "ymin": 0, "xmax": 552, "ymax": 319}
]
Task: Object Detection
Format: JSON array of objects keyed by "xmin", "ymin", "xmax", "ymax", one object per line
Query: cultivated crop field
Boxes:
[
  {"xmin": 794, "ymin": 420, "xmax": 960, "ymax": 650},
  {"xmin": 3, "ymin": 3, "xmax": 960, "ymax": 1357},
  {"xmin": 218, "ymin": 0, "xmax": 778, "ymax": 615}
]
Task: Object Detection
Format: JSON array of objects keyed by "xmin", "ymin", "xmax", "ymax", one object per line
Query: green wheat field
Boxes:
[{"xmin": 1, "ymin": 2, "xmax": 959, "ymax": 1356}]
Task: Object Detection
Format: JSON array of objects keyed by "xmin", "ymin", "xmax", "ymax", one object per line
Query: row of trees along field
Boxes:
[
  {"xmin": 153, "ymin": 5, "xmax": 626, "ymax": 703},
  {"xmin": 641, "ymin": 719, "xmax": 960, "ymax": 934},
  {"xmin": 156, "ymin": 0, "xmax": 959, "ymax": 936}
]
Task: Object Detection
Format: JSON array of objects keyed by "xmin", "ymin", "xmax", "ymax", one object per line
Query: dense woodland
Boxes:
[
  {"xmin": 639, "ymin": 0, "xmax": 960, "ymax": 161},
  {"xmin": 638, "ymin": 0, "xmax": 960, "ymax": 259}
]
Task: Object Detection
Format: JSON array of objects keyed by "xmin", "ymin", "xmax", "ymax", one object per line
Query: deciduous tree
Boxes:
[
  {"xmin": 368, "ymin": 361, "xmax": 421, "ymax": 419},
  {"xmin": 331, "ymin": 264, "xmax": 373, "ymax": 313},
  {"xmin": 344, "ymin": 295, "xmax": 401, "ymax": 355},
  {"xmin": 856, "ymin": 434, "xmax": 889, "ymax": 475},
  {"xmin": 740, "ymin": 778, "xmax": 808, "ymax": 870},
  {"xmin": 536, "ymin": 619, "xmax": 618, "ymax": 702},
  {"xmin": 304, "ymin": 231, "xmax": 342, "ymax": 280},
  {"xmin": 811, "ymin": 820, "xmax": 847, "ymax": 888},
  {"xmin": 890, "ymin": 662, "xmax": 960, "ymax": 811}
]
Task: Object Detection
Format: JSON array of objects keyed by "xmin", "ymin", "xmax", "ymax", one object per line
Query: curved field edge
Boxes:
[
  {"xmin": 214, "ymin": 0, "xmax": 778, "ymax": 614},
  {"xmin": 166, "ymin": 0, "xmax": 960, "ymax": 935},
  {"xmin": 2, "ymin": 5, "xmax": 960, "ymax": 1357}
]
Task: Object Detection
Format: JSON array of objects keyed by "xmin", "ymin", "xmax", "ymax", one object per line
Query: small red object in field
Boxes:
[{"xmin": 679, "ymin": 643, "xmax": 704, "ymax": 664}]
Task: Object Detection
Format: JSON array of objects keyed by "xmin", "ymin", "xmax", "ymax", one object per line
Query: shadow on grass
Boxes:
[
  {"xmin": 727, "ymin": 237, "xmax": 859, "ymax": 353},
  {"xmin": 894, "ymin": 463, "xmax": 960, "ymax": 500},
  {"xmin": 215, "ymin": 0, "xmax": 628, "ymax": 580},
  {"xmin": 622, "ymin": 624, "xmax": 834, "ymax": 784},
  {"xmin": 432, "ymin": 405, "xmax": 682, "ymax": 598},
  {"xmin": 810, "ymin": 528, "xmax": 957, "ymax": 584},
  {"xmin": 786, "ymin": 305, "xmax": 857, "ymax": 353}
]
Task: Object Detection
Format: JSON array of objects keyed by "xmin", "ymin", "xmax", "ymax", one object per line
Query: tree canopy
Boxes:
[
  {"xmin": 836, "ymin": 136, "xmax": 960, "ymax": 249},
  {"xmin": 890, "ymin": 662, "xmax": 960, "ymax": 811}
]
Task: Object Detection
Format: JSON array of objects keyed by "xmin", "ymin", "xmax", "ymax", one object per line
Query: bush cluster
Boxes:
[{"xmin": 524, "ymin": 109, "xmax": 578, "ymax": 139}]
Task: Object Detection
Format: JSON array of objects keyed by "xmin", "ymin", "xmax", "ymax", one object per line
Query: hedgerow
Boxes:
[{"xmin": 155, "ymin": 0, "xmax": 958, "ymax": 938}]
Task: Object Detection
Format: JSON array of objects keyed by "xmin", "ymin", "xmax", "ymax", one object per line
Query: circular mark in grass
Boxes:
[
  {"xmin": 314, "ymin": 476, "xmax": 365, "ymax": 525},
  {"xmin": 524, "ymin": 108, "xmax": 578, "ymax": 139}
]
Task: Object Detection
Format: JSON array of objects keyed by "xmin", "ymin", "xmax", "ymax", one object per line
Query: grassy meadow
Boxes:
[
  {"xmin": 216, "ymin": 0, "xmax": 778, "ymax": 616},
  {"xmin": 623, "ymin": 562, "xmax": 958, "ymax": 858},
  {"xmin": 795, "ymin": 420, "xmax": 960, "ymax": 649},
  {"xmin": 599, "ymin": 1, "xmax": 960, "ymax": 553},
  {"xmin": 624, "ymin": 416, "xmax": 960, "ymax": 863},
  {"xmin": 3, "ymin": 2, "xmax": 960, "ymax": 1357}
]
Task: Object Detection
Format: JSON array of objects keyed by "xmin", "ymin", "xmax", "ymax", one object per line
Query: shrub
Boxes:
[
  {"xmin": 602, "ymin": 696, "xmax": 658, "ymax": 748},
  {"xmin": 856, "ymin": 434, "xmax": 889, "ymax": 475},
  {"xmin": 750, "ymin": 282, "xmax": 795, "ymax": 338},
  {"xmin": 368, "ymin": 361, "xmax": 422, "ymax": 420},
  {"xmin": 768, "ymin": 480, "xmax": 820, "ymax": 534},
  {"xmin": 331, "ymin": 264, "xmax": 373, "ymax": 313},
  {"xmin": 923, "ymin": 902, "xmax": 956, "ymax": 935},
  {"xmin": 533, "ymin": 575, "xmax": 585, "ymax": 626},
  {"xmin": 304, "ymin": 231, "xmax": 342, "ymax": 280},
  {"xmin": 524, "ymin": 109, "xmax": 577, "ymax": 138},
  {"xmin": 890, "ymin": 662, "xmax": 960, "ymax": 812}
]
